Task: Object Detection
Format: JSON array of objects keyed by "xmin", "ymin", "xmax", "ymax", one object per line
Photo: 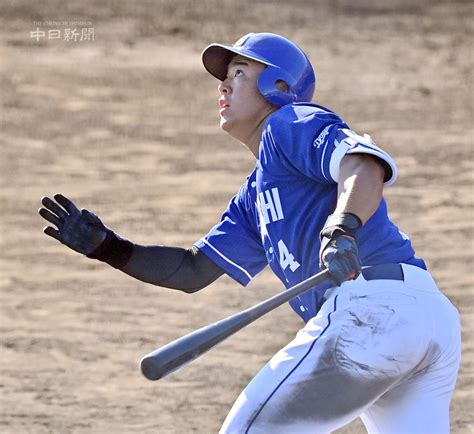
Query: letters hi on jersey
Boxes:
[
  {"xmin": 256, "ymin": 188, "xmax": 284, "ymax": 225},
  {"xmin": 255, "ymin": 187, "xmax": 301, "ymax": 273}
]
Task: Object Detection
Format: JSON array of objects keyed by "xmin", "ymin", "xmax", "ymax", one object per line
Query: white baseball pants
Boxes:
[{"xmin": 220, "ymin": 264, "xmax": 461, "ymax": 434}]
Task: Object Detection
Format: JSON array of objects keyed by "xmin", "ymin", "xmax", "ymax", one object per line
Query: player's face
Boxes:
[{"xmin": 218, "ymin": 56, "xmax": 276, "ymax": 145}]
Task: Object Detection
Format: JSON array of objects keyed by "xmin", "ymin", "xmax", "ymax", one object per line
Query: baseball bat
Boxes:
[{"xmin": 140, "ymin": 269, "xmax": 331, "ymax": 381}]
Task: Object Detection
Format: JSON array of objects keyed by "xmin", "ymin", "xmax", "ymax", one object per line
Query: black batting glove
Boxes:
[
  {"xmin": 319, "ymin": 213, "xmax": 362, "ymax": 286},
  {"xmin": 39, "ymin": 193, "xmax": 108, "ymax": 255},
  {"xmin": 39, "ymin": 194, "xmax": 133, "ymax": 268}
]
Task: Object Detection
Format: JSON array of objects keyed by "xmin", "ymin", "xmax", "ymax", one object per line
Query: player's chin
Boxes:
[{"xmin": 219, "ymin": 117, "xmax": 232, "ymax": 132}]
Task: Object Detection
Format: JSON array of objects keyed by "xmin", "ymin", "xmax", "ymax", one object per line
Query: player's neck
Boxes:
[
  {"xmin": 242, "ymin": 128, "xmax": 263, "ymax": 158},
  {"xmin": 233, "ymin": 112, "xmax": 275, "ymax": 158}
]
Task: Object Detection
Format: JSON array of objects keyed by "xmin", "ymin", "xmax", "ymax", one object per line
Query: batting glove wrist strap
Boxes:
[
  {"xmin": 319, "ymin": 213, "xmax": 362, "ymax": 286},
  {"xmin": 320, "ymin": 212, "xmax": 362, "ymax": 241},
  {"xmin": 86, "ymin": 229, "xmax": 134, "ymax": 269}
]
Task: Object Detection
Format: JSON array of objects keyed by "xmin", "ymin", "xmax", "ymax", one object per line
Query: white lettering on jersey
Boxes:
[
  {"xmin": 313, "ymin": 124, "xmax": 331, "ymax": 148},
  {"xmin": 256, "ymin": 206, "xmax": 269, "ymax": 239},
  {"xmin": 277, "ymin": 239, "xmax": 300, "ymax": 272},
  {"xmin": 257, "ymin": 188, "xmax": 284, "ymax": 225}
]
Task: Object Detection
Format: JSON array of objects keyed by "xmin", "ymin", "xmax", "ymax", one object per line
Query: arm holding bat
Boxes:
[{"xmin": 39, "ymin": 194, "xmax": 224, "ymax": 293}]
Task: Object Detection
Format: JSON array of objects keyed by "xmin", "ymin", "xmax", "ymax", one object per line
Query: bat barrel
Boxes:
[
  {"xmin": 140, "ymin": 269, "xmax": 331, "ymax": 380},
  {"xmin": 140, "ymin": 354, "xmax": 165, "ymax": 381},
  {"xmin": 140, "ymin": 311, "xmax": 253, "ymax": 380}
]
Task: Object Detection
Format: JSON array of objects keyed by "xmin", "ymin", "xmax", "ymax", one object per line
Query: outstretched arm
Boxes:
[
  {"xmin": 120, "ymin": 244, "xmax": 224, "ymax": 293},
  {"xmin": 39, "ymin": 194, "xmax": 224, "ymax": 293}
]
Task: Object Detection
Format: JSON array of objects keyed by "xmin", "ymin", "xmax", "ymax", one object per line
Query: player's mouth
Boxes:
[{"xmin": 219, "ymin": 99, "xmax": 230, "ymax": 113}]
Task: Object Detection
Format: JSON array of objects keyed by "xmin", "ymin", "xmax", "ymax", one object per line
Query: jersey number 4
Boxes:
[{"xmin": 277, "ymin": 240, "xmax": 300, "ymax": 272}]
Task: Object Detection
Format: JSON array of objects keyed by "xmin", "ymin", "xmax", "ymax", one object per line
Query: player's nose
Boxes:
[{"xmin": 218, "ymin": 80, "xmax": 231, "ymax": 95}]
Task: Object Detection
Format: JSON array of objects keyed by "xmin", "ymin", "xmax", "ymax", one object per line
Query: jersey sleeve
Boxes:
[
  {"xmin": 194, "ymin": 182, "xmax": 268, "ymax": 286},
  {"xmin": 329, "ymin": 128, "xmax": 398, "ymax": 186},
  {"xmin": 261, "ymin": 105, "xmax": 397, "ymax": 186}
]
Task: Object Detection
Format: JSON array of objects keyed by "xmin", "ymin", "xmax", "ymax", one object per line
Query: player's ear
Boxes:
[{"xmin": 275, "ymin": 80, "xmax": 290, "ymax": 93}]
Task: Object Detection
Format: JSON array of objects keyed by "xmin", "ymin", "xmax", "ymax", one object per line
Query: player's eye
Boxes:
[{"xmin": 225, "ymin": 67, "xmax": 245, "ymax": 79}]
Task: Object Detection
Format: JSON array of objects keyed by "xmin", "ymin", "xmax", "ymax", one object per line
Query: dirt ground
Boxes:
[{"xmin": 1, "ymin": 0, "xmax": 472, "ymax": 432}]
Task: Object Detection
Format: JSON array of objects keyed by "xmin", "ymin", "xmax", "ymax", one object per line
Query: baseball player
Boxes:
[{"xmin": 39, "ymin": 33, "xmax": 461, "ymax": 433}]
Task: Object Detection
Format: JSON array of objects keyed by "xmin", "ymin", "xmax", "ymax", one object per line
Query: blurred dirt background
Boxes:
[{"xmin": 1, "ymin": 0, "xmax": 472, "ymax": 432}]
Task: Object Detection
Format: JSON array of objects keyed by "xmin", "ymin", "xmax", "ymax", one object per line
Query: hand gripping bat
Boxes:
[{"xmin": 140, "ymin": 269, "xmax": 331, "ymax": 381}]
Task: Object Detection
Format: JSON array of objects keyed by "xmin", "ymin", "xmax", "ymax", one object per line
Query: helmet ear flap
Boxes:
[{"xmin": 258, "ymin": 66, "xmax": 296, "ymax": 106}]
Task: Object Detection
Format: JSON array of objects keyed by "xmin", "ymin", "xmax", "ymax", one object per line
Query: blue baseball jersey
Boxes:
[{"xmin": 195, "ymin": 103, "xmax": 426, "ymax": 322}]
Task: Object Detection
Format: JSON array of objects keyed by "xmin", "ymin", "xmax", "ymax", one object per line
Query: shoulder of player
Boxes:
[
  {"xmin": 266, "ymin": 103, "xmax": 343, "ymax": 127},
  {"xmin": 262, "ymin": 103, "xmax": 344, "ymax": 150}
]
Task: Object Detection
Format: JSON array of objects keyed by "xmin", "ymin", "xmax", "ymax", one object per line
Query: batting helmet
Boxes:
[{"xmin": 202, "ymin": 32, "xmax": 316, "ymax": 107}]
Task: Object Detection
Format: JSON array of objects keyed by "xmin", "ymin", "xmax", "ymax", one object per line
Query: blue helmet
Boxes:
[{"xmin": 202, "ymin": 32, "xmax": 316, "ymax": 107}]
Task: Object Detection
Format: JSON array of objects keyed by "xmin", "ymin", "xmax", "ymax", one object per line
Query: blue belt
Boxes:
[{"xmin": 361, "ymin": 263, "xmax": 404, "ymax": 281}]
